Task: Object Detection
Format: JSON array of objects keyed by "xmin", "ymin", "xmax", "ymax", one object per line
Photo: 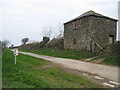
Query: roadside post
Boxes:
[{"xmin": 13, "ymin": 48, "xmax": 18, "ymax": 64}]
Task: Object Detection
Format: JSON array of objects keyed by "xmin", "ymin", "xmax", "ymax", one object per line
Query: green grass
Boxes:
[
  {"xmin": 102, "ymin": 42, "xmax": 120, "ymax": 66},
  {"xmin": 102, "ymin": 60, "xmax": 119, "ymax": 66},
  {"xmin": 2, "ymin": 49, "xmax": 101, "ymax": 88},
  {"xmin": 91, "ymin": 56, "xmax": 104, "ymax": 61},
  {"xmin": 20, "ymin": 48, "xmax": 96, "ymax": 60},
  {"xmin": 20, "ymin": 48, "xmax": 120, "ymax": 66},
  {"xmin": 103, "ymin": 54, "xmax": 119, "ymax": 66},
  {"xmin": 90, "ymin": 55, "xmax": 119, "ymax": 66}
]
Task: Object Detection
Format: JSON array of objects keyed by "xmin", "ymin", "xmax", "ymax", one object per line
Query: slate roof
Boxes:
[{"xmin": 64, "ymin": 10, "xmax": 117, "ymax": 24}]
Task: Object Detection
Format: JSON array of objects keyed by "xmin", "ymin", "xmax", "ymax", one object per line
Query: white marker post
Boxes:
[{"xmin": 14, "ymin": 48, "xmax": 18, "ymax": 64}]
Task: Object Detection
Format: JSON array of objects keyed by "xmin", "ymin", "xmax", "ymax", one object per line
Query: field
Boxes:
[{"xmin": 2, "ymin": 49, "xmax": 101, "ymax": 88}]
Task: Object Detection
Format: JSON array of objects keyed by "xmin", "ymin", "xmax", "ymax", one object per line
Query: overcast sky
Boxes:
[{"xmin": 0, "ymin": 0, "xmax": 119, "ymax": 46}]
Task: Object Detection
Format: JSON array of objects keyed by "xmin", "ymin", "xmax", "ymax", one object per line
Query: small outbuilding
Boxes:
[{"xmin": 64, "ymin": 10, "xmax": 117, "ymax": 53}]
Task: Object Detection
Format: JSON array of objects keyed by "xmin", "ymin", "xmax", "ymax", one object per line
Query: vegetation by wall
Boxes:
[
  {"xmin": 19, "ymin": 37, "xmax": 64, "ymax": 51},
  {"xmin": 104, "ymin": 41, "xmax": 120, "ymax": 65},
  {"xmin": 45, "ymin": 38, "xmax": 64, "ymax": 49}
]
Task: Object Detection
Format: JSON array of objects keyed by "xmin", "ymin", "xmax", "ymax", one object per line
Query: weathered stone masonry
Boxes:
[{"xmin": 64, "ymin": 11, "xmax": 117, "ymax": 53}]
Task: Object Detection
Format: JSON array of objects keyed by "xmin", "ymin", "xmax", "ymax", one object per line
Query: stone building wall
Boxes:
[
  {"xmin": 64, "ymin": 16, "xmax": 117, "ymax": 53},
  {"xmin": 91, "ymin": 16, "xmax": 117, "ymax": 53},
  {"xmin": 64, "ymin": 16, "xmax": 95, "ymax": 51}
]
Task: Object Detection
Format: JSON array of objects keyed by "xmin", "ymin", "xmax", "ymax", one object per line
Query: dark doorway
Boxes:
[
  {"xmin": 109, "ymin": 34, "xmax": 114, "ymax": 44},
  {"xmin": 73, "ymin": 38, "xmax": 76, "ymax": 44}
]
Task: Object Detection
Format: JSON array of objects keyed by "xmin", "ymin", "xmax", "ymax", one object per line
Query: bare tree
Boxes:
[
  {"xmin": 56, "ymin": 23, "xmax": 64, "ymax": 39},
  {"xmin": 21, "ymin": 38, "xmax": 29, "ymax": 45},
  {"xmin": 2, "ymin": 40, "xmax": 11, "ymax": 49},
  {"xmin": 41, "ymin": 26, "xmax": 53, "ymax": 39},
  {"xmin": 41, "ymin": 24, "xmax": 63, "ymax": 40}
]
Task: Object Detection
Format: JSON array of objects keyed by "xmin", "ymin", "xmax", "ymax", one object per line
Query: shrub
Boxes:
[{"xmin": 45, "ymin": 38, "xmax": 64, "ymax": 49}]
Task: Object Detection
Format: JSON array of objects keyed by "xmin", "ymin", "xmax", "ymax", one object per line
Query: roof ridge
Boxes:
[
  {"xmin": 64, "ymin": 10, "xmax": 117, "ymax": 24},
  {"xmin": 82, "ymin": 10, "xmax": 95, "ymax": 15}
]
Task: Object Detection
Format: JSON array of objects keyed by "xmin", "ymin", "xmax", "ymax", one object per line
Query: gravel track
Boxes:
[{"xmin": 19, "ymin": 51, "xmax": 119, "ymax": 82}]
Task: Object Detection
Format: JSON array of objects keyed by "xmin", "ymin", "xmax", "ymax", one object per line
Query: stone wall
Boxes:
[
  {"xmin": 64, "ymin": 16, "xmax": 117, "ymax": 53},
  {"xmin": 91, "ymin": 16, "xmax": 117, "ymax": 53}
]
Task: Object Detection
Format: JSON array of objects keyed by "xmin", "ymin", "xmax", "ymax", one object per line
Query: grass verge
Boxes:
[
  {"xmin": 102, "ymin": 54, "xmax": 119, "ymax": 66},
  {"xmin": 20, "ymin": 48, "xmax": 96, "ymax": 60},
  {"xmin": 2, "ymin": 49, "xmax": 101, "ymax": 88},
  {"xmin": 20, "ymin": 48, "xmax": 119, "ymax": 66},
  {"xmin": 90, "ymin": 56, "xmax": 104, "ymax": 61}
]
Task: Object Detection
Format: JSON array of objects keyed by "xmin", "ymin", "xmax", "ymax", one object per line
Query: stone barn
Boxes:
[{"xmin": 64, "ymin": 10, "xmax": 117, "ymax": 53}]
